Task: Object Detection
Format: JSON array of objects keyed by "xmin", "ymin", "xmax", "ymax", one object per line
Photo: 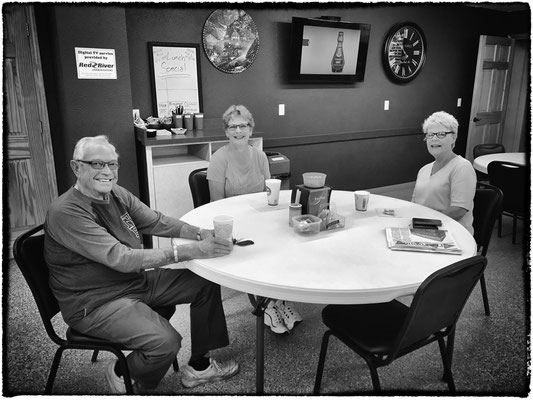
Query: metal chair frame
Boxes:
[
  {"xmin": 13, "ymin": 224, "xmax": 178, "ymax": 394},
  {"xmin": 314, "ymin": 256, "xmax": 487, "ymax": 394},
  {"xmin": 473, "ymin": 183, "xmax": 504, "ymax": 315}
]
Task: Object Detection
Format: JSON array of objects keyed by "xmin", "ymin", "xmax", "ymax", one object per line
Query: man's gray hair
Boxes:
[{"xmin": 72, "ymin": 135, "xmax": 119, "ymax": 160}]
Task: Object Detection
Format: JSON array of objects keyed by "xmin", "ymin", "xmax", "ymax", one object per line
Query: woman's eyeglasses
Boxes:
[
  {"xmin": 227, "ymin": 123, "xmax": 250, "ymax": 132},
  {"xmin": 424, "ymin": 132, "xmax": 453, "ymax": 140},
  {"xmin": 76, "ymin": 160, "xmax": 120, "ymax": 170}
]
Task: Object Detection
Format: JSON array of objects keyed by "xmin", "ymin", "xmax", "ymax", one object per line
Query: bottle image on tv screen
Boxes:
[{"xmin": 331, "ymin": 32, "xmax": 345, "ymax": 72}]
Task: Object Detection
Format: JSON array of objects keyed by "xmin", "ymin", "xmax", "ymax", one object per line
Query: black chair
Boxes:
[
  {"xmin": 487, "ymin": 161, "xmax": 526, "ymax": 244},
  {"xmin": 314, "ymin": 255, "xmax": 487, "ymax": 394},
  {"xmin": 473, "ymin": 183, "xmax": 504, "ymax": 316},
  {"xmin": 13, "ymin": 224, "xmax": 178, "ymax": 394},
  {"xmin": 473, "ymin": 143, "xmax": 506, "ymax": 184},
  {"xmin": 188, "ymin": 167, "xmax": 210, "ymax": 208},
  {"xmin": 473, "ymin": 143, "xmax": 506, "ymax": 159}
]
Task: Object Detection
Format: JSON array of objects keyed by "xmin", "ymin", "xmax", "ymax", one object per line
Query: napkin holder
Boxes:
[{"xmin": 291, "ymin": 184, "xmax": 332, "ymax": 216}]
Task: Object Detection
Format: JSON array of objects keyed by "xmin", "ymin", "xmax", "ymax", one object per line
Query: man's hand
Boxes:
[
  {"xmin": 179, "ymin": 236, "xmax": 233, "ymax": 260},
  {"xmin": 195, "ymin": 236, "xmax": 233, "ymax": 258}
]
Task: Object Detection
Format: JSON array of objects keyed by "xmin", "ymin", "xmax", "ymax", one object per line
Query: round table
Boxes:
[
  {"xmin": 174, "ymin": 190, "xmax": 476, "ymax": 393},
  {"xmin": 473, "ymin": 152, "xmax": 526, "ymax": 174},
  {"xmin": 177, "ymin": 190, "xmax": 477, "ymax": 305}
]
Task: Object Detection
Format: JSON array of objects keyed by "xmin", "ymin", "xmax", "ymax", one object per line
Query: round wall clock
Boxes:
[
  {"xmin": 382, "ymin": 22, "xmax": 426, "ymax": 83},
  {"xmin": 202, "ymin": 9, "xmax": 260, "ymax": 74}
]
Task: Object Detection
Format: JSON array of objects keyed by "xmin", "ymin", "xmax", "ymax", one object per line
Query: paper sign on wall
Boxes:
[{"xmin": 75, "ymin": 47, "xmax": 117, "ymax": 79}]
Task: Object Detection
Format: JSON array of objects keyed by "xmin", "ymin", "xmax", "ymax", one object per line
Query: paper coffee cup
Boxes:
[
  {"xmin": 265, "ymin": 179, "xmax": 281, "ymax": 206},
  {"xmin": 213, "ymin": 215, "xmax": 233, "ymax": 241},
  {"xmin": 194, "ymin": 113, "xmax": 204, "ymax": 130},
  {"xmin": 184, "ymin": 113, "xmax": 194, "ymax": 130},
  {"xmin": 354, "ymin": 190, "xmax": 370, "ymax": 211}
]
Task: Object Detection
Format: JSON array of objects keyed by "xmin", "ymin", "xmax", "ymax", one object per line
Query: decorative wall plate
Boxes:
[{"xmin": 202, "ymin": 9, "xmax": 260, "ymax": 74}]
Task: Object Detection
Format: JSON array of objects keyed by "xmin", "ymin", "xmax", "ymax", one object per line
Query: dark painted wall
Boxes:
[
  {"xmin": 36, "ymin": 5, "xmax": 137, "ymax": 194},
  {"xmin": 37, "ymin": 3, "xmax": 529, "ymax": 196}
]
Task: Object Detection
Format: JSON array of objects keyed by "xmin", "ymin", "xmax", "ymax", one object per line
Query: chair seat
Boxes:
[
  {"xmin": 322, "ymin": 301, "xmax": 409, "ymax": 355},
  {"xmin": 66, "ymin": 327, "xmax": 129, "ymax": 349}
]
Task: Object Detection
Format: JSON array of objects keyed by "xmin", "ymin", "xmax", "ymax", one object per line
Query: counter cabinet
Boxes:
[{"xmin": 135, "ymin": 127, "xmax": 263, "ymax": 248}]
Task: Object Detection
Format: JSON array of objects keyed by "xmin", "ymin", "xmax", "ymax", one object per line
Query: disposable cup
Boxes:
[
  {"xmin": 213, "ymin": 215, "xmax": 234, "ymax": 241},
  {"xmin": 354, "ymin": 190, "xmax": 370, "ymax": 211},
  {"xmin": 265, "ymin": 179, "xmax": 281, "ymax": 206}
]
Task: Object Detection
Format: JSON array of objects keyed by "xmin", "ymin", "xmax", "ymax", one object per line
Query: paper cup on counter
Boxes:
[
  {"xmin": 194, "ymin": 113, "xmax": 204, "ymax": 130},
  {"xmin": 183, "ymin": 113, "xmax": 194, "ymax": 130}
]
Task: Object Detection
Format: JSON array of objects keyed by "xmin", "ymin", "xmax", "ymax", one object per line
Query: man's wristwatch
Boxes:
[{"xmin": 196, "ymin": 229, "xmax": 202, "ymax": 241}]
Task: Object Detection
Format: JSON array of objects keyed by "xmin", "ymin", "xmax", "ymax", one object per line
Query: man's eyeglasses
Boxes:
[
  {"xmin": 76, "ymin": 160, "xmax": 120, "ymax": 170},
  {"xmin": 424, "ymin": 132, "xmax": 454, "ymax": 140},
  {"xmin": 227, "ymin": 123, "xmax": 250, "ymax": 132}
]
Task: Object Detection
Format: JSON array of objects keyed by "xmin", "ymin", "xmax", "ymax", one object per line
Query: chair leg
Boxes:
[
  {"xmin": 313, "ymin": 330, "xmax": 332, "ymax": 394},
  {"xmin": 91, "ymin": 350, "xmax": 99, "ymax": 362},
  {"xmin": 438, "ymin": 330, "xmax": 456, "ymax": 392},
  {"xmin": 172, "ymin": 358, "xmax": 179, "ymax": 371},
  {"xmin": 512, "ymin": 215, "xmax": 517, "ymax": 244},
  {"xmin": 114, "ymin": 352, "xmax": 134, "ymax": 394},
  {"xmin": 497, "ymin": 214, "xmax": 502, "ymax": 238},
  {"xmin": 367, "ymin": 361, "xmax": 381, "ymax": 392},
  {"xmin": 479, "ymin": 273, "xmax": 491, "ymax": 316},
  {"xmin": 45, "ymin": 347, "xmax": 65, "ymax": 394}
]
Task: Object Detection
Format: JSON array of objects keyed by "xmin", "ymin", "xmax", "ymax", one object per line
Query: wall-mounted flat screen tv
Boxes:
[{"xmin": 289, "ymin": 17, "xmax": 371, "ymax": 83}]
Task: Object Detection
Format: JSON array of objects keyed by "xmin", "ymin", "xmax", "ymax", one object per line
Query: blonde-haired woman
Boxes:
[
  {"xmin": 207, "ymin": 105, "xmax": 303, "ymax": 334},
  {"xmin": 412, "ymin": 111, "xmax": 476, "ymax": 235}
]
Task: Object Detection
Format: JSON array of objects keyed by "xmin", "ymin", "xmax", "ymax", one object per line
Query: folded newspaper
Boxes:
[{"xmin": 385, "ymin": 227, "xmax": 462, "ymax": 255}]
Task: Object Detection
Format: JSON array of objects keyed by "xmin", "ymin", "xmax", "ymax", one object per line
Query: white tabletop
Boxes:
[
  {"xmin": 473, "ymin": 152, "xmax": 526, "ymax": 174},
  {"xmin": 174, "ymin": 191, "xmax": 477, "ymax": 305}
]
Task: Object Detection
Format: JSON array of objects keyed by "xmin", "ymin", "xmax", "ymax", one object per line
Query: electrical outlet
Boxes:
[
  {"xmin": 279, "ymin": 104, "xmax": 285, "ymax": 116},
  {"xmin": 457, "ymin": 98, "xmax": 462, "ymax": 107},
  {"xmin": 384, "ymin": 100, "xmax": 389, "ymax": 111}
]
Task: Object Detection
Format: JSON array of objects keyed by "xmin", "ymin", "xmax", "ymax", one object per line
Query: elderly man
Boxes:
[{"xmin": 44, "ymin": 135, "xmax": 238, "ymax": 393}]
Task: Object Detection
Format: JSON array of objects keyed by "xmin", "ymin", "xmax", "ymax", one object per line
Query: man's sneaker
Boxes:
[
  {"xmin": 276, "ymin": 300, "xmax": 303, "ymax": 330},
  {"xmin": 181, "ymin": 358, "xmax": 239, "ymax": 388},
  {"xmin": 264, "ymin": 301, "xmax": 289, "ymax": 334},
  {"xmin": 105, "ymin": 359, "xmax": 126, "ymax": 394}
]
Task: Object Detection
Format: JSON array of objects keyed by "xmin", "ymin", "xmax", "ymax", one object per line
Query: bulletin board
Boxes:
[{"xmin": 148, "ymin": 42, "xmax": 203, "ymax": 117}]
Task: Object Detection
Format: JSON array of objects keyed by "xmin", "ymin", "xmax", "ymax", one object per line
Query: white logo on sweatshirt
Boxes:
[{"xmin": 121, "ymin": 212, "xmax": 139, "ymax": 238}]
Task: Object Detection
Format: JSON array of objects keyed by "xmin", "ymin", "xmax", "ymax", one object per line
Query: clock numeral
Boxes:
[
  {"xmin": 393, "ymin": 64, "xmax": 401, "ymax": 74},
  {"xmin": 403, "ymin": 28, "xmax": 408, "ymax": 38},
  {"xmin": 401, "ymin": 66, "xmax": 406, "ymax": 76},
  {"xmin": 409, "ymin": 31, "xmax": 415, "ymax": 41},
  {"xmin": 413, "ymin": 39, "xmax": 420, "ymax": 47},
  {"xmin": 412, "ymin": 59, "xmax": 419, "ymax": 66},
  {"xmin": 413, "ymin": 50, "xmax": 420, "ymax": 56}
]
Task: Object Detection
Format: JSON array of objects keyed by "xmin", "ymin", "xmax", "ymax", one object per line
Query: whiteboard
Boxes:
[{"xmin": 148, "ymin": 42, "xmax": 203, "ymax": 117}]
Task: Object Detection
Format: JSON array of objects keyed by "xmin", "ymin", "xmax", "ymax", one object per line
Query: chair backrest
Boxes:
[
  {"xmin": 473, "ymin": 143, "xmax": 506, "ymax": 159},
  {"xmin": 473, "ymin": 183, "xmax": 504, "ymax": 256},
  {"xmin": 13, "ymin": 224, "xmax": 64, "ymax": 344},
  {"xmin": 487, "ymin": 161, "xmax": 526, "ymax": 216},
  {"xmin": 391, "ymin": 256, "xmax": 487, "ymax": 357},
  {"xmin": 188, "ymin": 168, "xmax": 210, "ymax": 208}
]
